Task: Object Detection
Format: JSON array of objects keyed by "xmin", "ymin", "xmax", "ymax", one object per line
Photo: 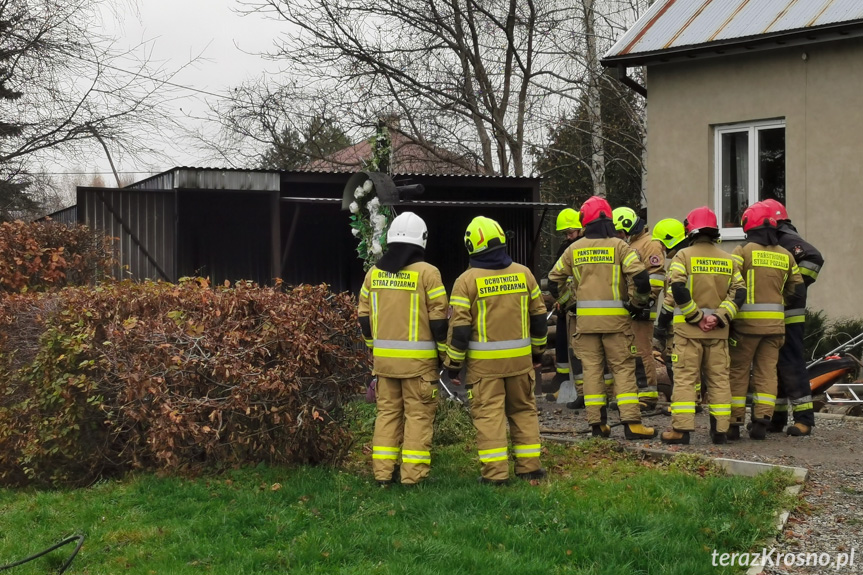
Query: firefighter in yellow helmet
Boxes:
[
  {"xmin": 357, "ymin": 212, "xmax": 449, "ymax": 486},
  {"xmin": 548, "ymin": 197, "xmax": 657, "ymax": 440},
  {"xmin": 612, "ymin": 206, "xmax": 665, "ymax": 411},
  {"xmin": 728, "ymin": 202, "xmax": 804, "ymax": 440},
  {"xmin": 445, "ymin": 216, "xmax": 547, "ymax": 484},
  {"xmin": 649, "ymin": 219, "xmax": 690, "ymax": 403},
  {"xmin": 655, "ymin": 207, "xmax": 746, "ymax": 445},
  {"xmin": 545, "ymin": 208, "xmax": 583, "ymax": 403}
]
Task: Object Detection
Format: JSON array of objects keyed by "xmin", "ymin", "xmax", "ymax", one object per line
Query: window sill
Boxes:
[{"xmin": 719, "ymin": 228, "xmax": 745, "ymax": 241}]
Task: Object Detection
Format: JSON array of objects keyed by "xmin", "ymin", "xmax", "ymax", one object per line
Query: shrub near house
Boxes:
[{"xmin": 0, "ymin": 222, "xmax": 369, "ymax": 487}]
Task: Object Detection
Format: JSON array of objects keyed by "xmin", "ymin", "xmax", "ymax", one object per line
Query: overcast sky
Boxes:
[{"xmin": 91, "ymin": 0, "xmax": 288, "ymax": 177}]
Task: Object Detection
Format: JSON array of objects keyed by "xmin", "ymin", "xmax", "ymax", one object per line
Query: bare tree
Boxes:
[
  {"xmin": 0, "ymin": 0, "xmax": 196, "ymax": 219},
  {"xmin": 230, "ymin": 0, "xmax": 586, "ymax": 176}
]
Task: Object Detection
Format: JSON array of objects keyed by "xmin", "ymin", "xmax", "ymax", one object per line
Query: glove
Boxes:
[
  {"xmin": 447, "ymin": 368, "xmax": 462, "ymax": 385},
  {"xmin": 653, "ymin": 325, "xmax": 668, "ymax": 341},
  {"xmin": 532, "ymin": 353, "xmax": 544, "ymax": 368},
  {"xmin": 622, "ymin": 300, "xmax": 643, "ymax": 318}
]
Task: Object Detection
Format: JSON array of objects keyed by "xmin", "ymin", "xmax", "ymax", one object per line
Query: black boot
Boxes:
[
  {"xmin": 591, "ymin": 424, "xmax": 611, "ymax": 438},
  {"xmin": 727, "ymin": 425, "xmax": 741, "ymax": 441},
  {"xmin": 566, "ymin": 396, "xmax": 585, "ymax": 410},
  {"xmin": 709, "ymin": 416, "xmax": 727, "ymax": 444},
  {"xmin": 749, "ymin": 418, "xmax": 769, "ymax": 440},
  {"xmin": 516, "ymin": 468, "xmax": 547, "ymax": 481}
]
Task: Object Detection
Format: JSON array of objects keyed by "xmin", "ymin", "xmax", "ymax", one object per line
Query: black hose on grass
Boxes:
[{"xmin": 0, "ymin": 534, "xmax": 84, "ymax": 574}]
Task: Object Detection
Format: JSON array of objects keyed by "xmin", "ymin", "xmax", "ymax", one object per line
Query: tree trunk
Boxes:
[{"xmin": 583, "ymin": 0, "xmax": 606, "ymax": 198}]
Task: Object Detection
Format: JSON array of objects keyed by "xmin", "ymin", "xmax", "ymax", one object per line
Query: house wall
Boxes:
[{"xmin": 646, "ymin": 37, "xmax": 863, "ymax": 319}]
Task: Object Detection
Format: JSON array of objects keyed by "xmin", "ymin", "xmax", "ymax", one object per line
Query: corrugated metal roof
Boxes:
[{"xmin": 605, "ymin": 0, "xmax": 863, "ymax": 61}]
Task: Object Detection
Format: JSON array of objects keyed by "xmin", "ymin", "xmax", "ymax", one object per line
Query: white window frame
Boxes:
[{"xmin": 714, "ymin": 119, "xmax": 786, "ymax": 240}]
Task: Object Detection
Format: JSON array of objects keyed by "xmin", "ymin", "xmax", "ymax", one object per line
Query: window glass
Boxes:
[
  {"xmin": 758, "ymin": 127, "xmax": 785, "ymax": 203},
  {"xmin": 720, "ymin": 131, "xmax": 749, "ymax": 229}
]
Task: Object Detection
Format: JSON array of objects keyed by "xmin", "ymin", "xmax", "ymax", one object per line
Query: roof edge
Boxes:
[{"xmin": 602, "ymin": 20, "xmax": 863, "ymax": 68}]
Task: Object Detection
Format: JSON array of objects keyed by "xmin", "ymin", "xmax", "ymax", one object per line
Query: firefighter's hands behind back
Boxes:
[
  {"xmin": 698, "ymin": 314, "xmax": 718, "ymax": 332},
  {"xmin": 447, "ymin": 368, "xmax": 462, "ymax": 386}
]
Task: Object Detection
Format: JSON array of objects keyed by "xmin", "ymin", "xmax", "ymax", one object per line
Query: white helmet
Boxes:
[{"xmin": 387, "ymin": 212, "xmax": 428, "ymax": 248}]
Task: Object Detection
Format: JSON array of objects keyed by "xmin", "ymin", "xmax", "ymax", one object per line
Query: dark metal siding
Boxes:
[
  {"xmin": 39, "ymin": 205, "xmax": 77, "ymax": 225},
  {"xmin": 77, "ymin": 187, "xmax": 176, "ymax": 281}
]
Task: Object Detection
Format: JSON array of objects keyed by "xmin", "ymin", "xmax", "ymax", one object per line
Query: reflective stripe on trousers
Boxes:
[{"xmin": 478, "ymin": 447, "xmax": 508, "ymax": 463}]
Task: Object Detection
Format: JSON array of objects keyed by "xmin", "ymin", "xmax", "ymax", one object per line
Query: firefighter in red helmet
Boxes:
[
  {"xmin": 549, "ymin": 196, "xmax": 656, "ymax": 440},
  {"xmin": 655, "ymin": 207, "xmax": 746, "ymax": 444},
  {"xmin": 728, "ymin": 202, "xmax": 804, "ymax": 440}
]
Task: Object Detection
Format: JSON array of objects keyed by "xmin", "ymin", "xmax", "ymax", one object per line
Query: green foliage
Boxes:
[
  {"xmin": 432, "ymin": 399, "xmax": 474, "ymax": 446},
  {"xmin": 0, "ymin": 422, "xmax": 796, "ymax": 575},
  {"xmin": 0, "ymin": 280, "xmax": 370, "ymax": 487},
  {"xmin": 804, "ymin": 308, "xmax": 863, "ymax": 361},
  {"xmin": 535, "ymin": 74, "xmax": 644, "ymax": 210},
  {"xmin": 258, "ymin": 116, "xmax": 351, "ymax": 170}
]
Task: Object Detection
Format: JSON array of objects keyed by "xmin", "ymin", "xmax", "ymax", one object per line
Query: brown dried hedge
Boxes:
[
  {"xmin": 0, "ymin": 220, "xmax": 113, "ymax": 292},
  {"xmin": 0, "ymin": 279, "xmax": 369, "ymax": 487}
]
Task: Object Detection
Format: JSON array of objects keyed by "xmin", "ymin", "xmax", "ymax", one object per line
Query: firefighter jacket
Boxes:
[
  {"xmin": 776, "ymin": 222, "xmax": 824, "ymax": 325},
  {"xmin": 551, "ymin": 237, "xmax": 577, "ymax": 311},
  {"xmin": 629, "ymin": 229, "xmax": 666, "ymax": 320},
  {"xmin": 445, "ymin": 262, "xmax": 547, "ymax": 379},
  {"xmin": 659, "ymin": 236, "xmax": 746, "ymax": 340},
  {"xmin": 358, "ymin": 262, "xmax": 449, "ymax": 378},
  {"xmin": 731, "ymin": 243, "xmax": 804, "ymax": 335},
  {"xmin": 548, "ymin": 237, "xmax": 650, "ymax": 334}
]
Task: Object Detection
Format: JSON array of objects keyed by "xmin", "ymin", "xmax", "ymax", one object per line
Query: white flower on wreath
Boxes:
[
  {"xmin": 354, "ymin": 185, "xmax": 366, "ymax": 199},
  {"xmin": 371, "ymin": 213, "xmax": 387, "ymax": 231},
  {"xmin": 371, "ymin": 241, "xmax": 383, "ymax": 255},
  {"xmin": 362, "ymin": 180, "xmax": 374, "ymax": 193},
  {"xmin": 349, "ymin": 201, "xmax": 359, "ymax": 214},
  {"xmin": 351, "ymin": 228, "xmax": 360, "ymax": 237},
  {"xmin": 368, "ymin": 196, "xmax": 380, "ymax": 213}
]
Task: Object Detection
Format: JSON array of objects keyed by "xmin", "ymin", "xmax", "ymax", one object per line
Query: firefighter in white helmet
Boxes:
[{"xmin": 358, "ymin": 212, "xmax": 449, "ymax": 486}]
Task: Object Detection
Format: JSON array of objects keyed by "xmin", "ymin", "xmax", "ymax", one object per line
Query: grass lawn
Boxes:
[{"xmin": 0, "ymin": 401, "xmax": 796, "ymax": 574}]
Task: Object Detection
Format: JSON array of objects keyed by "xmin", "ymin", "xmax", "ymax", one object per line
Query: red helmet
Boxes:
[
  {"xmin": 761, "ymin": 198, "xmax": 788, "ymax": 221},
  {"xmin": 579, "ymin": 196, "xmax": 613, "ymax": 225},
  {"xmin": 741, "ymin": 201, "xmax": 778, "ymax": 233},
  {"xmin": 684, "ymin": 206, "xmax": 718, "ymax": 235}
]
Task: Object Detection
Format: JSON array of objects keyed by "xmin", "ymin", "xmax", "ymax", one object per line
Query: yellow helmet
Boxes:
[
  {"xmin": 464, "ymin": 216, "xmax": 506, "ymax": 255},
  {"xmin": 555, "ymin": 208, "xmax": 582, "ymax": 231},
  {"xmin": 612, "ymin": 206, "xmax": 640, "ymax": 234},
  {"xmin": 652, "ymin": 218, "xmax": 686, "ymax": 250}
]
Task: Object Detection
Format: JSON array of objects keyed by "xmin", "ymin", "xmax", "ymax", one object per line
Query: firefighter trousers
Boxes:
[
  {"xmin": 574, "ymin": 331, "xmax": 641, "ymax": 425},
  {"xmin": 729, "ymin": 333, "xmax": 784, "ymax": 424},
  {"xmin": 555, "ymin": 311, "xmax": 570, "ymax": 377},
  {"xmin": 567, "ymin": 313, "xmax": 584, "ymax": 399},
  {"xmin": 372, "ymin": 372, "xmax": 438, "ymax": 484},
  {"xmin": 632, "ymin": 318, "xmax": 658, "ymax": 404},
  {"xmin": 774, "ymin": 322, "xmax": 815, "ymax": 428},
  {"xmin": 670, "ymin": 336, "xmax": 731, "ymax": 432},
  {"xmin": 470, "ymin": 371, "xmax": 541, "ymax": 482}
]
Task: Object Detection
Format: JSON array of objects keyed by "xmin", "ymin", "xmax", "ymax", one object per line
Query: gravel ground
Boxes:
[{"xmin": 537, "ymin": 398, "xmax": 863, "ymax": 574}]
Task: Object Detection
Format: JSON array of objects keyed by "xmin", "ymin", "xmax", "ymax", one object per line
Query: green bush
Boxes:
[{"xmin": 804, "ymin": 309, "xmax": 863, "ymax": 361}]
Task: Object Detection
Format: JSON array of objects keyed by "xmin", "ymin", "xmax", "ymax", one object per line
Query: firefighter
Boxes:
[
  {"xmin": 655, "ymin": 207, "xmax": 746, "ymax": 445},
  {"xmin": 548, "ymin": 196, "xmax": 657, "ymax": 440},
  {"xmin": 612, "ymin": 206, "xmax": 665, "ymax": 411},
  {"xmin": 729, "ymin": 202, "xmax": 805, "ymax": 440},
  {"xmin": 357, "ymin": 212, "xmax": 449, "ymax": 486},
  {"xmin": 649, "ymin": 219, "xmax": 689, "ymax": 402},
  {"xmin": 445, "ymin": 216, "xmax": 547, "ymax": 485},
  {"xmin": 545, "ymin": 208, "xmax": 582, "ymax": 402},
  {"xmin": 763, "ymin": 198, "xmax": 824, "ymax": 436}
]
